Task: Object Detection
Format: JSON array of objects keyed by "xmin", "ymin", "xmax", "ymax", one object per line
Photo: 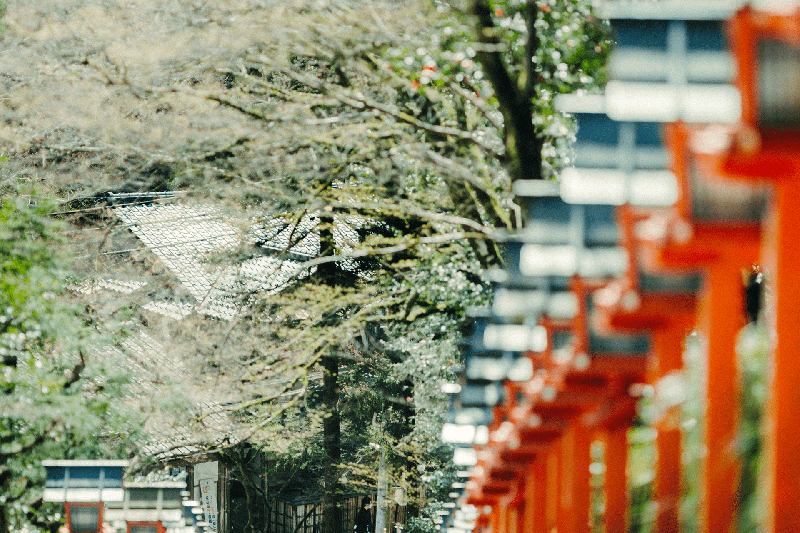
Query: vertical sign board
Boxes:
[{"xmin": 194, "ymin": 461, "xmax": 219, "ymax": 531}]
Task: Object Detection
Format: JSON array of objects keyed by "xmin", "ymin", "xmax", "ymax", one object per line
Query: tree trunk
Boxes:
[
  {"xmin": 472, "ymin": 0, "xmax": 544, "ymax": 184},
  {"xmin": 322, "ymin": 353, "xmax": 342, "ymax": 533},
  {"xmin": 235, "ymin": 447, "xmax": 265, "ymax": 533},
  {"xmin": 0, "ymin": 504, "xmax": 9, "ymax": 533},
  {"xmin": 375, "ymin": 445, "xmax": 388, "ymax": 533},
  {"xmin": 0, "ymin": 471, "xmax": 10, "ymax": 533}
]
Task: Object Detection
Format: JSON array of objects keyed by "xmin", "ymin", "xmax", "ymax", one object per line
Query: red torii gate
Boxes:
[
  {"xmin": 688, "ymin": 7, "xmax": 800, "ymax": 530},
  {"xmin": 465, "ymin": 278, "xmax": 649, "ymax": 533},
  {"xmin": 593, "ymin": 203, "xmax": 699, "ymax": 533},
  {"xmin": 463, "ymin": 163, "xmax": 752, "ymax": 533},
  {"xmin": 456, "ymin": 6, "xmax": 800, "ymax": 533},
  {"xmin": 640, "ymin": 121, "xmax": 763, "ymax": 533}
]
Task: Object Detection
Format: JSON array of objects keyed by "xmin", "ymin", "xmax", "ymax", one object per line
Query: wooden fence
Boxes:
[{"xmin": 267, "ymin": 495, "xmax": 405, "ymax": 533}]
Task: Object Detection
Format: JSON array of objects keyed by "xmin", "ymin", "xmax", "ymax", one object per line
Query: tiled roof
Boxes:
[
  {"xmin": 79, "ymin": 199, "xmax": 355, "ymax": 460},
  {"xmin": 112, "ymin": 203, "xmax": 316, "ymax": 321},
  {"xmin": 70, "ymin": 278, "xmax": 149, "ymax": 294}
]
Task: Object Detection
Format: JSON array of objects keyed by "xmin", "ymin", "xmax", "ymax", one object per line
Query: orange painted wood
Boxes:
[
  {"xmin": 728, "ymin": 7, "xmax": 800, "ymax": 130},
  {"xmin": 520, "ymin": 459, "xmax": 548, "ymax": 533},
  {"xmin": 557, "ymin": 427, "xmax": 573, "ymax": 533},
  {"xmin": 576, "ymin": 355, "xmax": 649, "ymax": 379},
  {"xmin": 604, "ymin": 423, "xmax": 630, "ymax": 533},
  {"xmin": 476, "ymin": 512, "xmax": 491, "ymax": 533},
  {"xmin": 687, "ymin": 74, "xmax": 800, "ymax": 532},
  {"xmin": 762, "ymin": 184, "xmax": 800, "ymax": 532},
  {"xmin": 652, "ymin": 327, "xmax": 686, "ymax": 533},
  {"xmin": 488, "ymin": 467, "xmax": 521, "ymax": 487},
  {"xmin": 558, "ymin": 424, "xmax": 592, "ymax": 533},
  {"xmin": 582, "ymin": 391, "xmax": 638, "ymax": 430},
  {"xmin": 654, "ymin": 427, "xmax": 682, "ymax": 533},
  {"xmin": 546, "ymin": 448, "xmax": 560, "ymax": 533},
  {"xmin": 508, "ymin": 495, "xmax": 521, "ymax": 533},
  {"xmin": 697, "ymin": 263, "xmax": 745, "ymax": 533},
  {"xmin": 515, "ymin": 476, "xmax": 530, "ymax": 533},
  {"xmin": 491, "ymin": 502, "xmax": 504, "ymax": 533},
  {"xmin": 655, "ymin": 121, "xmax": 763, "ymax": 533},
  {"xmin": 642, "ymin": 221, "xmax": 761, "ymax": 274},
  {"xmin": 574, "ymin": 427, "xmax": 593, "ymax": 533},
  {"xmin": 127, "ymin": 523, "xmax": 166, "ymax": 533}
]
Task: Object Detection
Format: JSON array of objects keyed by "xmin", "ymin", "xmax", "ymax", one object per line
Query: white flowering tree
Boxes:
[{"xmin": 0, "ymin": 0, "xmax": 609, "ymax": 531}]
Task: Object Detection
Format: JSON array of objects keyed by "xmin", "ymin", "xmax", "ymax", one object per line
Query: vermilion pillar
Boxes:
[
  {"xmin": 491, "ymin": 501, "xmax": 505, "ymax": 533},
  {"xmin": 651, "ymin": 326, "xmax": 687, "ymax": 533},
  {"xmin": 558, "ymin": 424, "xmax": 592, "ymax": 533},
  {"xmin": 521, "ymin": 458, "xmax": 548, "ymax": 533},
  {"xmin": 604, "ymin": 422, "xmax": 630, "ymax": 533},
  {"xmin": 702, "ymin": 139, "xmax": 800, "ymax": 532},
  {"xmin": 763, "ymin": 185, "xmax": 800, "ymax": 532},
  {"xmin": 703, "ymin": 6, "xmax": 800, "ymax": 526},
  {"xmin": 546, "ymin": 447, "xmax": 560, "ymax": 533},
  {"xmin": 696, "ymin": 262, "xmax": 745, "ymax": 533},
  {"xmin": 655, "ymin": 120, "xmax": 766, "ymax": 533},
  {"xmin": 649, "ymin": 228, "xmax": 754, "ymax": 533},
  {"xmin": 476, "ymin": 512, "xmax": 491, "ymax": 533},
  {"xmin": 509, "ymin": 491, "xmax": 523, "ymax": 533},
  {"xmin": 515, "ymin": 473, "xmax": 529, "ymax": 533}
]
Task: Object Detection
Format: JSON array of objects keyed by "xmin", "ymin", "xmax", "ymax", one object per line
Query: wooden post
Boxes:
[
  {"xmin": 575, "ymin": 426, "xmax": 592, "ymax": 533},
  {"xmin": 652, "ymin": 326, "xmax": 686, "ymax": 533},
  {"xmin": 697, "ymin": 262, "xmax": 744, "ymax": 533},
  {"xmin": 507, "ymin": 490, "xmax": 521, "ymax": 533},
  {"xmin": 703, "ymin": 8, "xmax": 800, "ymax": 525},
  {"xmin": 546, "ymin": 447, "xmax": 560, "ymax": 533},
  {"xmin": 497, "ymin": 500, "xmax": 511, "ymax": 533},
  {"xmin": 521, "ymin": 458, "xmax": 548, "ymax": 533},
  {"xmin": 491, "ymin": 502, "xmax": 503, "ymax": 533},
  {"xmin": 558, "ymin": 424, "xmax": 592, "ymax": 533},
  {"xmin": 763, "ymin": 184, "xmax": 800, "ymax": 532},
  {"xmin": 604, "ymin": 422, "xmax": 629, "ymax": 533}
]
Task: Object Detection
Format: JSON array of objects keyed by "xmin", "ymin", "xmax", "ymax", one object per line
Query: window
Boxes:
[{"xmin": 68, "ymin": 504, "xmax": 101, "ymax": 533}]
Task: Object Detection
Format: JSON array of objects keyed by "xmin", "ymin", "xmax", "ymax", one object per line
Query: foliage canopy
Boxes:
[{"xmin": 0, "ymin": 0, "xmax": 611, "ymax": 530}]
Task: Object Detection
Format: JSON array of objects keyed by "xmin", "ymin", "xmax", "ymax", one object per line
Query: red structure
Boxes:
[
  {"xmin": 691, "ymin": 7, "xmax": 800, "ymax": 531},
  {"xmin": 64, "ymin": 502, "xmax": 105, "ymax": 533},
  {"xmin": 593, "ymin": 204, "xmax": 699, "ymax": 533},
  {"xmin": 644, "ymin": 122, "xmax": 763, "ymax": 533},
  {"xmin": 453, "ymin": 5, "xmax": 800, "ymax": 533},
  {"xmin": 126, "ymin": 522, "xmax": 166, "ymax": 533},
  {"xmin": 460, "ymin": 157, "xmax": 750, "ymax": 533},
  {"xmin": 463, "ymin": 278, "xmax": 650, "ymax": 533}
]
